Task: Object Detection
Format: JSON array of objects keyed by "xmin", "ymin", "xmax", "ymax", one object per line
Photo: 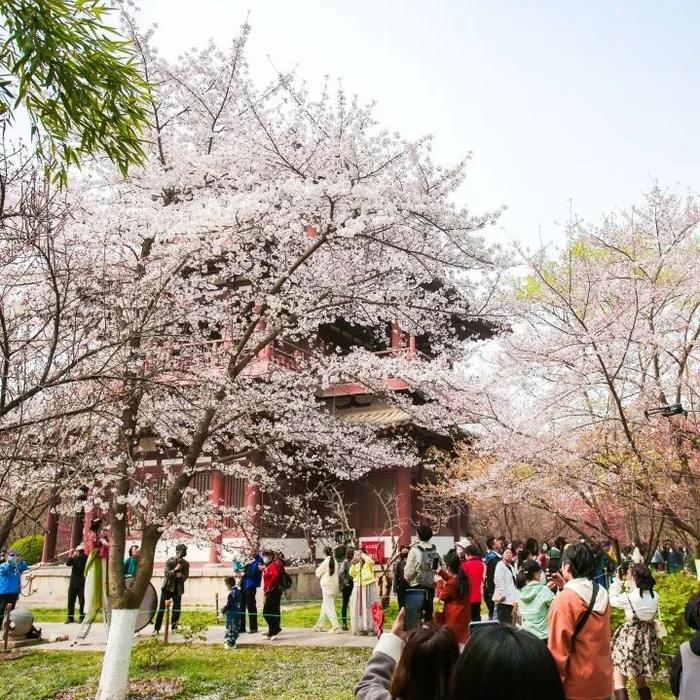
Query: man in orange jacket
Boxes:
[{"xmin": 548, "ymin": 543, "xmax": 613, "ymax": 700}]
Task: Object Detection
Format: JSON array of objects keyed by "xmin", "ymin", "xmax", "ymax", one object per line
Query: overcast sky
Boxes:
[{"xmin": 136, "ymin": 1, "xmax": 700, "ymax": 250}]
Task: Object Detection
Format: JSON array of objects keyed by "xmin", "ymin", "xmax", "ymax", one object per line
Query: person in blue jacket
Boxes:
[
  {"xmin": 0, "ymin": 549, "xmax": 29, "ymax": 621},
  {"xmin": 221, "ymin": 573, "xmax": 244, "ymax": 649},
  {"xmin": 239, "ymin": 547, "xmax": 263, "ymax": 633}
]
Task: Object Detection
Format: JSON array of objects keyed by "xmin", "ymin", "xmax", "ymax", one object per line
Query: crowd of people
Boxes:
[
  {"xmin": 352, "ymin": 529, "xmax": 698, "ymax": 700},
  {"xmin": 48, "ymin": 520, "xmax": 699, "ymax": 699}
]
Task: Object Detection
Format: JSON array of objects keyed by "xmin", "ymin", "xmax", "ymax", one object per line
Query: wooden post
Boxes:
[
  {"xmin": 163, "ymin": 600, "xmax": 171, "ymax": 644},
  {"xmin": 215, "ymin": 592, "xmax": 219, "ymax": 623},
  {"xmin": 604, "ymin": 566, "xmax": 610, "ymax": 588},
  {"xmin": 2, "ymin": 603, "xmax": 13, "ymax": 652}
]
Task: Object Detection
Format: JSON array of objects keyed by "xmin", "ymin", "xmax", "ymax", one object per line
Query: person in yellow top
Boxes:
[{"xmin": 349, "ymin": 550, "xmax": 378, "ymax": 635}]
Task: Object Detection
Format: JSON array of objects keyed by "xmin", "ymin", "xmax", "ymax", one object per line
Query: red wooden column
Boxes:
[
  {"xmin": 243, "ymin": 481, "xmax": 262, "ymax": 543},
  {"xmin": 408, "ymin": 334, "xmax": 416, "ymax": 359},
  {"xmin": 41, "ymin": 501, "xmax": 60, "ymax": 563},
  {"xmin": 391, "ymin": 321, "xmax": 402, "ymax": 352},
  {"xmin": 209, "ymin": 470, "xmax": 225, "ymax": 564},
  {"xmin": 70, "ymin": 488, "xmax": 88, "ymax": 549},
  {"xmin": 395, "ymin": 467, "xmax": 412, "ymax": 545}
]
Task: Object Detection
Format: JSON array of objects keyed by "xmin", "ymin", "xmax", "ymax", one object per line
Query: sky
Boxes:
[{"xmin": 135, "ymin": 0, "xmax": 700, "ymax": 250}]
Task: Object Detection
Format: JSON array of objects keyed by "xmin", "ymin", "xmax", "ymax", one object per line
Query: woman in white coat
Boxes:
[
  {"xmin": 493, "ymin": 546, "xmax": 519, "ymax": 624},
  {"xmin": 313, "ymin": 546, "xmax": 341, "ymax": 633}
]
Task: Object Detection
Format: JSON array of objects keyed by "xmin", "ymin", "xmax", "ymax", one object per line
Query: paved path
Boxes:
[{"xmin": 34, "ymin": 622, "xmax": 378, "ymax": 652}]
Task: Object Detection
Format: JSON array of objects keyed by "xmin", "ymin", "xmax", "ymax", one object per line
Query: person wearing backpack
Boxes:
[
  {"xmin": 404, "ymin": 525, "xmax": 444, "ymax": 623},
  {"xmin": 548, "ymin": 543, "xmax": 612, "ymax": 700},
  {"xmin": 262, "ymin": 550, "xmax": 285, "ymax": 639}
]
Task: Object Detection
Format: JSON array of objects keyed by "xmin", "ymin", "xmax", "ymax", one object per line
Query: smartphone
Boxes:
[
  {"xmin": 468, "ymin": 620, "xmax": 500, "ymax": 640},
  {"xmin": 404, "ymin": 588, "xmax": 427, "ymax": 631},
  {"xmin": 432, "ymin": 557, "xmax": 440, "ymax": 571}
]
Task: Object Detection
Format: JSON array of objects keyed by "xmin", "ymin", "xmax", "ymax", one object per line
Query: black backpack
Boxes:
[{"xmin": 278, "ymin": 570, "xmax": 293, "ymax": 592}]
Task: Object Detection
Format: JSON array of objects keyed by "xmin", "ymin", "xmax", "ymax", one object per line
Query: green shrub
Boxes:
[
  {"xmin": 9, "ymin": 534, "xmax": 44, "ymax": 565},
  {"xmin": 611, "ymin": 572, "xmax": 699, "ymax": 660},
  {"xmin": 655, "ymin": 573, "xmax": 700, "ymax": 656}
]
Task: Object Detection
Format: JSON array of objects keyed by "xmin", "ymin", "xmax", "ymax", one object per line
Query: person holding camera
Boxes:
[
  {"xmin": 65, "ymin": 544, "xmax": 88, "ymax": 623},
  {"xmin": 153, "ymin": 543, "xmax": 190, "ymax": 635},
  {"xmin": 0, "ymin": 549, "xmax": 28, "ymax": 622},
  {"xmin": 609, "ymin": 563, "xmax": 660, "ymax": 700},
  {"xmin": 547, "ymin": 543, "xmax": 612, "ymax": 700}
]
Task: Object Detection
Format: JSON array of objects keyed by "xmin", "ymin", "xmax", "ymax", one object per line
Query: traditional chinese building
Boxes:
[{"xmin": 40, "ymin": 312, "xmax": 488, "ymax": 564}]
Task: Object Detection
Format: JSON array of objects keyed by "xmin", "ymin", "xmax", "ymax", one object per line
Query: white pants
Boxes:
[{"xmin": 316, "ymin": 591, "xmax": 339, "ymax": 629}]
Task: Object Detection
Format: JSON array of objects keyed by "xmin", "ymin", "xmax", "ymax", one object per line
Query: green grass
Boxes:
[
  {"xmin": 4, "ymin": 646, "xmax": 677, "ymax": 700},
  {"xmin": 6, "ymin": 646, "xmax": 372, "ymax": 700},
  {"xmin": 31, "ymin": 600, "xmax": 402, "ymax": 629}
]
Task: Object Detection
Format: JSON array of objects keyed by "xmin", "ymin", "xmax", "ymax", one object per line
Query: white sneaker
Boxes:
[
  {"xmin": 312, "ymin": 625, "xmax": 322, "ymax": 632},
  {"xmin": 329, "ymin": 627, "xmax": 342, "ymax": 634}
]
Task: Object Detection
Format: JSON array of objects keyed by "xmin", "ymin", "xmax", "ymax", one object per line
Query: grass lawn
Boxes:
[
  {"xmin": 6, "ymin": 646, "xmax": 372, "ymax": 700},
  {"xmin": 31, "ymin": 600, "xmax": 402, "ymax": 629},
  {"xmin": 5, "ymin": 645, "xmax": 678, "ymax": 700}
]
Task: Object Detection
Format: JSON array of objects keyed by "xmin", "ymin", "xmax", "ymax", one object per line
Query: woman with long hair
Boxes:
[
  {"xmin": 355, "ymin": 608, "xmax": 459, "ymax": 700},
  {"xmin": 349, "ymin": 549, "xmax": 379, "ymax": 635},
  {"xmin": 609, "ymin": 563, "xmax": 660, "ymax": 700},
  {"xmin": 83, "ymin": 519, "xmax": 109, "ymax": 623},
  {"xmin": 435, "ymin": 550, "xmax": 471, "ymax": 644},
  {"xmin": 313, "ymin": 545, "xmax": 341, "ymax": 633}
]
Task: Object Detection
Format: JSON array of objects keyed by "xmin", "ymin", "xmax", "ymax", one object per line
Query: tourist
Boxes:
[
  {"xmin": 435, "ymin": 550, "xmax": 470, "ymax": 643},
  {"xmin": 515, "ymin": 558, "xmax": 555, "ymax": 641},
  {"xmin": 609, "ymin": 563, "xmax": 660, "ymax": 700},
  {"xmin": 339, "ymin": 545, "xmax": 354, "ymax": 631},
  {"xmin": 349, "ymin": 549, "xmax": 378, "ymax": 635},
  {"xmin": 493, "ymin": 545, "xmax": 518, "ymax": 624},
  {"xmin": 548, "ymin": 542, "xmax": 612, "ymax": 700},
  {"xmin": 262, "ymin": 549, "xmax": 284, "ymax": 639},
  {"xmin": 153, "ymin": 543, "xmax": 190, "ymax": 635},
  {"xmin": 355, "ymin": 608, "xmax": 459, "ymax": 700},
  {"xmin": 240, "ymin": 547, "xmax": 263, "ymax": 633},
  {"xmin": 0, "ymin": 549, "xmax": 28, "ymax": 622},
  {"xmin": 393, "ymin": 546, "xmax": 409, "ymax": 612},
  {"xmin": 404, "ymin": 525, "xmax": 444, "ymax": 622},
  {"xmin": 449, "ymin": 623, "xmax": 565, "ymax": 700},
  {"xmin": 123, "ymin": 544, "xmax": 139, "ymax": 577},
  {"xmin": 670, "ymin": 593, "xmax": 700, "ymax": 699},
  {"xmin": 461, "ymin": 543, "xmax": 485, "ymax": 623},
  {"xmin": 83, "ymin": 518, "xmax": 109, "ymax": 624},
  {"xmin": 632, "ymin": 542, "xmax": 645, "ymax": 565},
  {"xmin": 313, "ymin": 545, "xmax": 341, "ymax": 633},
  {"xmin": 221, "ymin": 572, "xmax": 244, "ymax": 649},
  {"xmin": 538, "ymin": 543, "xmax": 549, "ymax": 572},
  {"xmin": 483, "ymin": 536, "xmax": 502, "ymax": 620},
  {"xmin": 65, "ymin": 544, "xmax": 87, "ymax": 623},
  {"xmin": 650, "ymin": 546, "xmax": 664, "ymax": 571},
  {"xmin": 547, "ymin": 544, "xmax": 562, "ymax": 573}
]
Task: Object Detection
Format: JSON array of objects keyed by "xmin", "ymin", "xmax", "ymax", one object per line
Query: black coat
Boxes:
[
  {"xmin": 66, "ymin": 553, "xmax": 88, "ymax": 586},
  {"xmin": 162, "ymin": 556, "xmax": 190, "ymax": 595}
]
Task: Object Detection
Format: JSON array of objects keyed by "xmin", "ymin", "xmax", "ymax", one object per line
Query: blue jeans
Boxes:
[{"xmin": 225, "ymin": 611, "xmax": 241, "ymax": 646}]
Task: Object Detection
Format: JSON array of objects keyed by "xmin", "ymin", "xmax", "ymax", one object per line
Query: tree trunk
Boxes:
[
  {"xmin": 95, "ymin": 608, "xmax": 139, "ymax": 700},
  {"xmin": 0, "ymin": 504, "xmax": 17, "ymax": 551}
]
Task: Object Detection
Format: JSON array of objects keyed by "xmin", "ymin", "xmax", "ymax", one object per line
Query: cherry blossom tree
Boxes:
[
  {"xmin": 22, "ymin": 14, "xmax": 503, "ymax": 698},
  {"xmin": 455, "ymin": 188, "xmax": 700, "ymax": 565}
]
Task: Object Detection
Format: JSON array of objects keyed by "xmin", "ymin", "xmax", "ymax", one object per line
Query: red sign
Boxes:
[{"xmin": 361, "ymin": 539, "xmax": 385, "ymax": 564}]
